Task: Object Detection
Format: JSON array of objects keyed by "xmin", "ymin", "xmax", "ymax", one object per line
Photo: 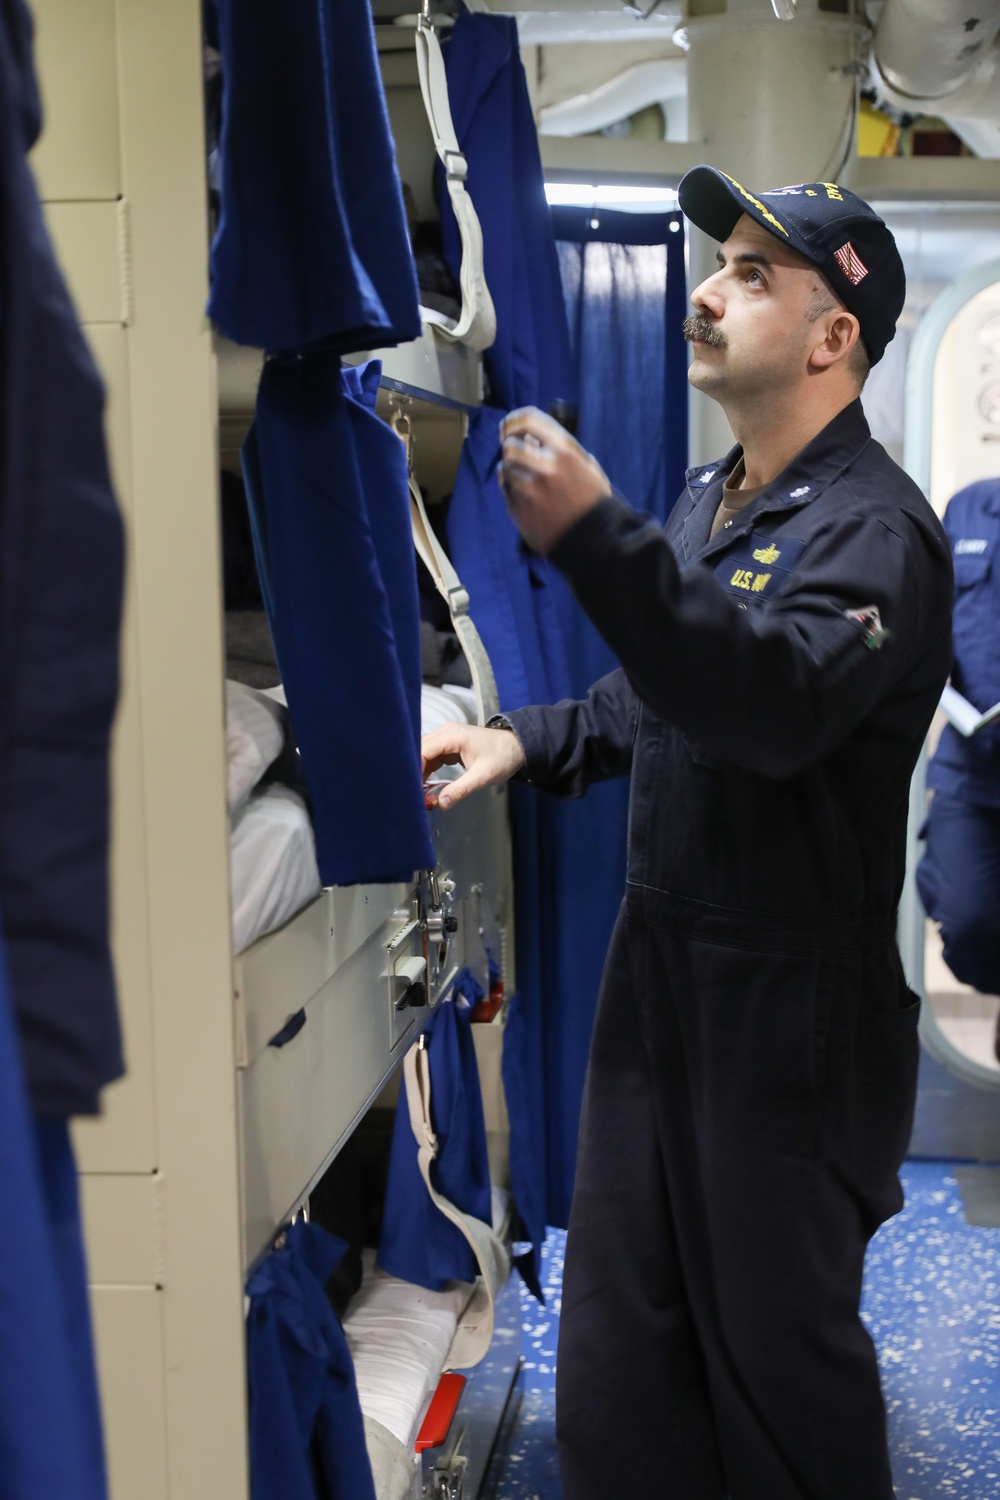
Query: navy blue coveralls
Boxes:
[
  {"xmin": 918, "ymin": 479, "xmax": 1000, "ymax": 998},
  {"xmin": 505, "ymin": 400, "xmax": 952, "ymax": 1500}
]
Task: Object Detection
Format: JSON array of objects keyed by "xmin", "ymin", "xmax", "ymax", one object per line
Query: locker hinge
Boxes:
[
  {"xmin": 116, "ymin": 196, "xmax": 133, "ymax": 326},
  {"xmin": 233, "ymin": 962, "xmax": 249, "ymax": 1069}
]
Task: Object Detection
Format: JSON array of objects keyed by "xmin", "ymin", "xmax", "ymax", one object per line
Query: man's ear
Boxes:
[{"xmin": 809, "ymin": 311, "xmax": 861, "ymax": 374}]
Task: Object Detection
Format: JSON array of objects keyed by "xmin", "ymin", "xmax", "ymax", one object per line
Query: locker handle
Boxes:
[{"xmin": 268, "ymin": 1008, "xmax": 307, "ymax": 1048}]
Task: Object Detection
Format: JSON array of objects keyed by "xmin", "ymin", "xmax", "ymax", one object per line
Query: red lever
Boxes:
[{"xmin": 414, "ymin": 1373, "xmax": 466, "ymax": 1453}]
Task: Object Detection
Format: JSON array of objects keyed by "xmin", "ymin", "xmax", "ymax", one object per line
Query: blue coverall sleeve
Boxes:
[
  {"xmin": 505, "ymin": 668, "xmax": 639, "ymax": 799},
  {"xmin": 546, "ymin": 494, "xmax": 948, "ymax": 780}
]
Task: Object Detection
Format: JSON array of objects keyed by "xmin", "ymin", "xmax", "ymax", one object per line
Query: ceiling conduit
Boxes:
[
  {"xmin": 872, "ymin": 0, "xmax": 1000, "ymax": 139},
  {"xmin": 537, "ymin": 58, "xmax": 687, "ymax": 136}
]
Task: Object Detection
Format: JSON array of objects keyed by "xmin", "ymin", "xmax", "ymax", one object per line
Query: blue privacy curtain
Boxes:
[
  {"xmin": 243, "ymin": 356, "xmax": 434, "ymax": 886},
  {"xmin": 213, "ymin": 0, "xmax": 432, "ymax": 887},
  {"xmin": 449, "ymin": 211, "xmax": 688, "ymax": 1279},
  {"xmin": 436, "ymin": 12, "xmax": 575, "ymax": 413},
  {"xmin": 0, "ymin": 927, "xmax": 108, "ymax": 1500},
  {"xmin": 439, "ymin": 14, "xmax": 688, "ymax": 1280},
  {"xmin": 537, "ymin": 208, "xmax": 688, "ymax": 1228},
  {"xmin": 378, "ymin": 973, "xmax": 493, "ymax": 1291},
  {"xmin": 246, "ymin": 1223, "xmax": 376, "ymax": 1500},
  {"xmin": 208, "ymin": 0, "xmax": 420, "ymax": 354}
]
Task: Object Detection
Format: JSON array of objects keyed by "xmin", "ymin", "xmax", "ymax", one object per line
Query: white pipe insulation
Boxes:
[
  {"xmin": 872, "ymin": 0, "xmax": 1000, "ymax": 129},
  {"xmin": 537, "ymin": 58, "xmax": 687, "ymax": 137}
]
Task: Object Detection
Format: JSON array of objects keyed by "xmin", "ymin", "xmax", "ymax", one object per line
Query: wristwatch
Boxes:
[{"xmin": 485, "ymin": 714, "xmax": 529, "ymax": 781}]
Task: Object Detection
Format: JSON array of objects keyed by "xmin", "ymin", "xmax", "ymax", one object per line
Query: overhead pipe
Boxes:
[
  {"xmin": 537, "ymin": 58, "xmax": 687, "ymax": 137},
  {"xmin": 872, "ymin": 0, "xmax": 1000, "ymax": 128}
]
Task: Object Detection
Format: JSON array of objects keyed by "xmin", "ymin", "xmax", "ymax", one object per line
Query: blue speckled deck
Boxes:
[{"xmin": 488, "ymin": 1163, "xmax": 1000, "ymax": 1498}]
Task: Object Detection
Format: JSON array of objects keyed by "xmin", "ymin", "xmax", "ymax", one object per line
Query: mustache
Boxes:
[{"xmin": 683, "ymin": 315, "xmax": 727, "ymax": 348}]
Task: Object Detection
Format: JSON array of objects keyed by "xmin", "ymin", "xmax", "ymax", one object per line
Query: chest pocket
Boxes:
[
  {"xmin": 953, "ymin": 548, "xmax": 993, "ymax": 591},
  {"xmin": 713, "ymin": 534, "xmax": 807, "ymax": 603}
]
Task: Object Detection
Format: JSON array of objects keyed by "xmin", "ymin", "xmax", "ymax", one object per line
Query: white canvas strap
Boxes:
[
  {"xmin": 402, "ymin": 1038, "xmax": 510, "ymax": 1369},
  {"xmin": 409, "ymin": 475, "xmax": 499, "ymax": 726},
  {"xmin": 415, "ymin": 17, "xmax": 496, "ymax": 353}
]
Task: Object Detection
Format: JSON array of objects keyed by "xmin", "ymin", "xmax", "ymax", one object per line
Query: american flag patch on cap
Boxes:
[{"xmin": 833, "ymin": 240, "xmax": 869, "ymax": 286}]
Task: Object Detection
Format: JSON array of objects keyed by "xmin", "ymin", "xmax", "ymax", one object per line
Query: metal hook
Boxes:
[{"xmin": 389, "ymin": 395, "xmax": 415, "ymax": 474}]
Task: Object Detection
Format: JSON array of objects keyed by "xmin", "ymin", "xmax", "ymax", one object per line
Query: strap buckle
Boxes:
[
  {"xmin": 448, "ymin": 585, "xmax": 470, "ymax": 615},
  {"xmin": 443, "ymin": 149, "xmax": 468, "ymax": 184}
]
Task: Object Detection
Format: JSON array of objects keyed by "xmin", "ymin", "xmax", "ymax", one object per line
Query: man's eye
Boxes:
[{"xmin": 747, "ymin": 270, "xmax": 764, "ymax": 286}]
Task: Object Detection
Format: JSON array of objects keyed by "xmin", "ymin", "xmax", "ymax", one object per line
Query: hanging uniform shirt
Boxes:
[
  {"xmin": 246, "ymin": 1223, "xmax": 377, "ymax": 1500},
  {"xmin": 243, "ymin": 356, "xmax": 434, "ymax": 886},
  {"xmin": 208, "ymin": 0, "xmax": 420, "ymax": 354},
  {"xmin": 0, "ymin": 0, "xmax": 124, "ymax": 1117},
  {"xmin": 927, "ymin": 478, "xmax": 1000, "ymax": 808},
  {"xmin": 436, "ymin": 12, "xmax": 575, "ymax": 413},
  {"xmin": 378, "ymin": 977, "xmax": 493, "ymax": 1291}
]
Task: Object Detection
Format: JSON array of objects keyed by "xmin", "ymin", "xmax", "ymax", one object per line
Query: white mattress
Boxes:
[
  {"xmin": 230, "ymin": 786, "xmax": 321, "ymax": 954},
  {"xmin": 229, "ymin": 684, "xmax": 480, "ymax": 954},
  {"xmin": 343, "ymin": 1252, "xmax": 474, "ymax": 1450},
  {"xmin": 343, "ymin": 1189, "xmax": 509, "ymax": 1451}
]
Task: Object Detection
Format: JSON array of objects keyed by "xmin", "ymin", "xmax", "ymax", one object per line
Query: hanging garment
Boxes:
[
  {"xmin": 208, "ymin": 0, "xmax": 420, "ymax": 355},
  {"xmin": 0, "ymin": 927, "xmax": 108, "ymax": 1500},
  {"xmin": 243, "ymin": 355, "xmax": 434, "ymax": 885},
  {"xmin": 435, "ymin": 12, "xmax": 575, "ymax": 412},
  {"xmin": 378, "ymin": 976, "xmax": 493, "ymax": 1291},
  {"xmin": 246, "ymin": 1222, "xmax": 377, "ymax": 1500},
  {"xmin": 0, "ymin": 0, "xmax": 125, "ymax": 1117}
]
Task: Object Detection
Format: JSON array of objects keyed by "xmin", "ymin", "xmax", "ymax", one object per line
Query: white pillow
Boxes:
[
  {"xmin": 420, "ymin": 683, "xmax": 478, "ymax": 738},
  {"xmin": 225, "ymin": 680, "xmax": 287, "ymax": 813}
]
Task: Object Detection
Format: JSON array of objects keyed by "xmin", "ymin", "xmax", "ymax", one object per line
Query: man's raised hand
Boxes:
[{"xmin": 499, "ymin": 406, "xmax": 612, "ymax": 554}]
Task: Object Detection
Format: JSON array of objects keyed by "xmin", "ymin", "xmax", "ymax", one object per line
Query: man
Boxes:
[
  {"xmin": 917, "ymin": 478, "xmax": 1000, "ymax": 1052},
  {"xmin": 422, "ymin": 168, "xmax": 952, "ymax": 1499}
]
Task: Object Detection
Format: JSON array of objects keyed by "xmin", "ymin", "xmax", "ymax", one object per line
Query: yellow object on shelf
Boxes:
[{"xmin": 858, "ymin": 98, "xmax": 901, "ymax": 158}]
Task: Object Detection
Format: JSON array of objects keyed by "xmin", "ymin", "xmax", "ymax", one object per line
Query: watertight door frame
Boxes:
[{"xmin": 902, "ymin": 254, "xmax": 1000, "ymax": 1099}]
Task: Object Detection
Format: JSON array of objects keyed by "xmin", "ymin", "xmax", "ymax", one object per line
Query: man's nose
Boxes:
[{"xmin": 690, "ymin": 273, "xmax": 724, "ymax": 320}]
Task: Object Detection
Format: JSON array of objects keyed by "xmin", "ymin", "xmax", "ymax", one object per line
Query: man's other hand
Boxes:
[
  {"xmin": 421, "ymin": 723, "xmax": 526, "ymax": 810},
  {"xmin": 499, "ymin": 407, "xmax": 612, "ymax": 554}
]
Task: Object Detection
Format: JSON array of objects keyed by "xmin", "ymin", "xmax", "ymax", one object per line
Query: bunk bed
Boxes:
[{"xmin": 30, "ymin": 3, "xmax": 521, "ymax": 1496}]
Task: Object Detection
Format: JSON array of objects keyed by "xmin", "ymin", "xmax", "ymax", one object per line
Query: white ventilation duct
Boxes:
[
  {"xmin": 537, "ymin": 57, "xmax": 687, "ymax": 136},
  {"xmin": 872, "ymin": 0, "xmax": 1000, "ymax": 136}
]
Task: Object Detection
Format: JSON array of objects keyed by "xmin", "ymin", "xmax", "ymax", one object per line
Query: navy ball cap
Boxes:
[{"xmin": 678, "ymin": 165, "xmax": 905, "ymax": 365}]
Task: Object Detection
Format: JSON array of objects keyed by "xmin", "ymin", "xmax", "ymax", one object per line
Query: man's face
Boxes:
[{"xmin": 685, "ymin": 214, "xmax": 827, "ymax": 406}]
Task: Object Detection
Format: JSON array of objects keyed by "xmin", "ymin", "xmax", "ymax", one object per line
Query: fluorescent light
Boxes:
[{"xmin": 545, "ymin": 181, "xmax": 680, "ymax": 212}]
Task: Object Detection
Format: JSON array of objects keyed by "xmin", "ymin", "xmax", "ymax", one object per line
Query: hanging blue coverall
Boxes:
[
  {"xmin": 918, "ymin": 478, "xmax": 1000, "ymax": 1000},
  {"xmin": 0, "ymin": 0, "xmax": 125, "ymax": 1120},
  {"xmin": 0, "ymin": 9, "xmax": 122, "ymax": 1494},
  {"xmin": 502, "ymin": 401, "xmax": 952, "ymax": 1499}
]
